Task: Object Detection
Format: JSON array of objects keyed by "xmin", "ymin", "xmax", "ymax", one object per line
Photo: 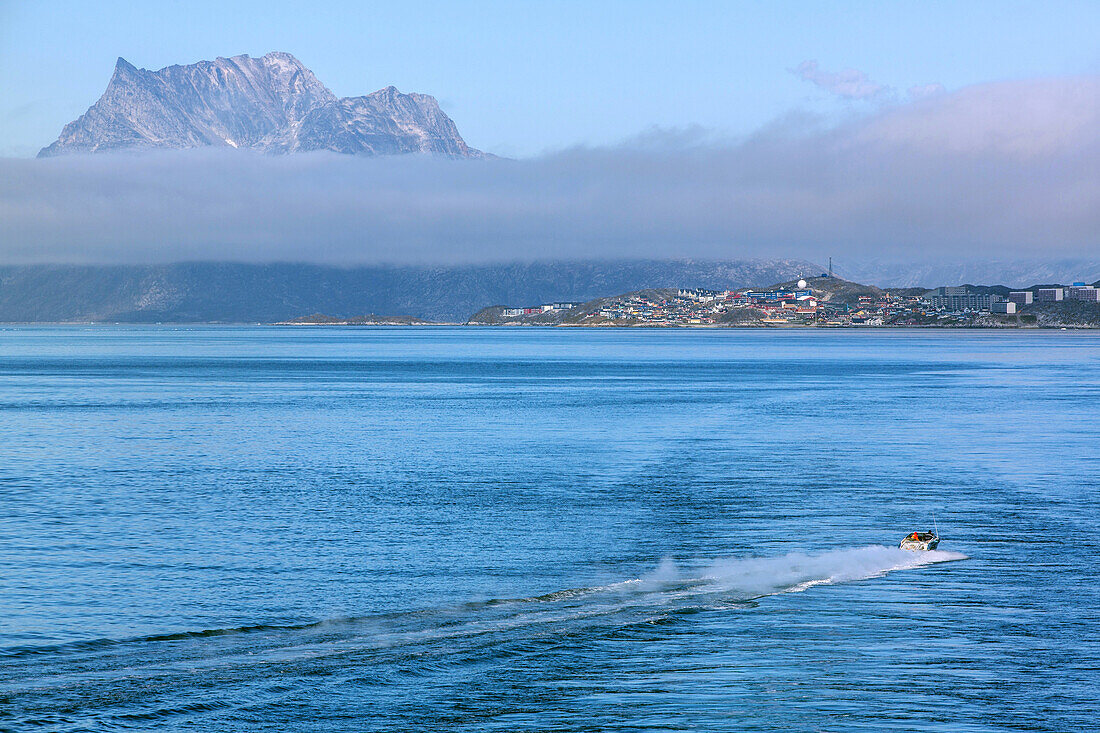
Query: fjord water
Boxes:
[{"xmin": 2, "ymin": 327, "xmax": 1098, "ymax": 732}]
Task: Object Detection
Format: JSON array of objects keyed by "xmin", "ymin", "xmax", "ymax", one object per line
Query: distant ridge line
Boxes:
[{"xmin": 0, "ymin": 259, "xmax": 820, "ymax": 323}]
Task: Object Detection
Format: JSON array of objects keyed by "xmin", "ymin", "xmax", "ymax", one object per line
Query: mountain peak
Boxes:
[
  {"xmin": 39, "ymin": 53, "xmax": 483, "ymax": 159},
  {"xmin": 112, "ymin": 57, "xmax": 138, "ymax": 77},
  {"xmin": 260, "ymin": 51, "xmax": 303, "ymax": 63}
]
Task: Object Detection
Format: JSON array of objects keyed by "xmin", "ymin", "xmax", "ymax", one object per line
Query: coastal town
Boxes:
[
  {"xmin": 281, "ymin": 274, "xmax": 1100, "ymax": 329},
  {"xmin": 467, "ymin": 276, "xmax": 1100, "ymax": 328}
]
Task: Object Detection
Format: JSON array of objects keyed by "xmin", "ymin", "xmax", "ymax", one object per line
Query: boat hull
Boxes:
[{"xmin": 899, "ymin": 537, "xmax": 940, "ymax": 551}]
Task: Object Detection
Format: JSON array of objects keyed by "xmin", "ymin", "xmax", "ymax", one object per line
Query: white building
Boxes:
[
  {"xmin": 991, "ymin": 301, "xmax": 1017, "ymax": 314},
  {"xmin": 1037, "ymin": 288, "xmax": 1064, "ymax": 302},
  {"xmin": 927, "ymin": 287, "xmax": 1004, "ymax": 312},
  {"xmin": 677, "ymin": 288, "xmax": 721, "ymax": 303},
  {"xmin": 1008, "ymin": 291, "xmax": 1033, "ymax": 305},
  {"xmin": 1067, "ymin": 286, "xmax": 1100, "ymax": 302}
]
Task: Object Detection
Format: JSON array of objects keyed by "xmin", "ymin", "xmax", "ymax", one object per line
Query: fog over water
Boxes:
[{"xmin": 3, "ymin": 75, "xmax": 1100, "ymax": 268}]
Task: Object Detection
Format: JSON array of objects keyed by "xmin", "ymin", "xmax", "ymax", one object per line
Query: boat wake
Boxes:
[
  {"xmin": 0, "ymin": 545, "xmax": 967, "ymax": 730},
  {"xmin": 2, "ymin": 545, "xmax": 966, "ymax": 661},
  {"xmin": 505, "ymin": 544, "xmax": 968, "ymax": 613},
  {"xmin": 671, "ymin": 544, "xmax": 967, "ymax": 599}
]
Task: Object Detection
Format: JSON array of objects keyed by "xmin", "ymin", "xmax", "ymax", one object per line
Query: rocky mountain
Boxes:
[
  {"xmin": 38, "ymin": 52, "xmax": 482, "ymax": 158},
  {"xmin": 0, "ymin": 259, "xmax": 819, "ymax": 323}
]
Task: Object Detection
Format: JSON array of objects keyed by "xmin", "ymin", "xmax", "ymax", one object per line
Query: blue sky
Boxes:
[{"xmin": 3, "ymin": 0, "xmax": 1100, "ymax": 157}]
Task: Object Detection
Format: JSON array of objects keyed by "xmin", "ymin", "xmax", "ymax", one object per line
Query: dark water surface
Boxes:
[{"xmin": 1, "ymin": 326, "xmax": 1098, "ymax": 731}]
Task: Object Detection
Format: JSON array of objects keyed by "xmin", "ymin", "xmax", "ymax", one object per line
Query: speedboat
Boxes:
[{"xmin": 899, "ymin": 531, "xmax": 940, "ymax": 551}]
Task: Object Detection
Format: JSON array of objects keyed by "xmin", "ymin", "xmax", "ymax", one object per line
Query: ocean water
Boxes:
[{"xmin": 1, "ymin": 326, "xmax": 1098, "ymax": 732}]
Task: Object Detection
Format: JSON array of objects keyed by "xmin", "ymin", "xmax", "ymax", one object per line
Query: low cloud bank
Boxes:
[{"xmin": 2, "ymin": 75, "xmax": 1100, "ymax": 265}]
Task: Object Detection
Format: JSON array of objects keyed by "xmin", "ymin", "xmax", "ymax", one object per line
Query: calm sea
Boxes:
[{"xmin": 1, "ymin": 326, "xmax": 1098, "ymax": 732}]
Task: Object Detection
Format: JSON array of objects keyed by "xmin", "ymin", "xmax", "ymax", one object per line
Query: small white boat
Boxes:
[{"xmin": 899, "ymin": 531, "xmax": 940, "ymax": 551}]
